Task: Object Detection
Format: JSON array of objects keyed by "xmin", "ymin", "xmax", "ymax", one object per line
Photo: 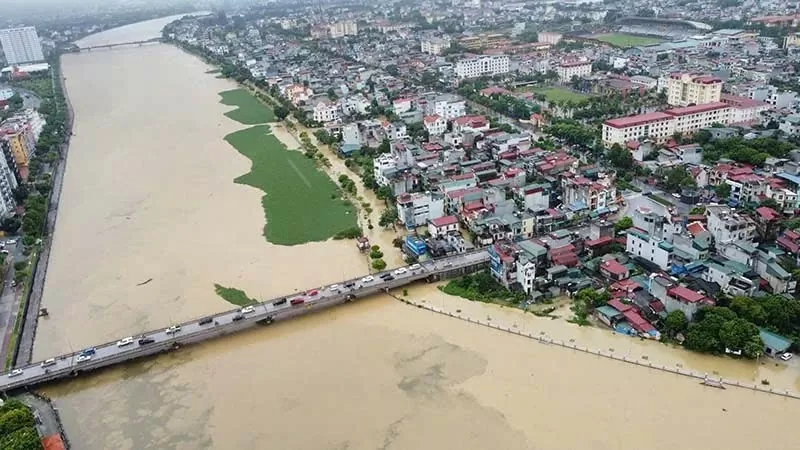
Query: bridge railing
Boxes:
[{"xmin": 16, "ymin": 251, "xmax": 489, "ymax": 370}]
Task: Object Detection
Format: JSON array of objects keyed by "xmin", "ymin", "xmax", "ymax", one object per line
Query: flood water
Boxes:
[{"xmin": 33, "ymin": 17, "xmax": 800, "ymax": 450}]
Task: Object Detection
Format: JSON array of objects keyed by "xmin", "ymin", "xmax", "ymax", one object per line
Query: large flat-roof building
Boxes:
[
  {"xmin": 601, "ymin": 102, "xmax": 732, "ymax": 146},
  {"xmin": 0, "ymin": 27, "xmax": 44, "ymax": 65},
  {"xmin": 455, "ymin": 55, "xmax": 509, "ymax": 79},
  {"xmin": 667, "ymin": 73, "xmax": 722, "ymax": 107}
]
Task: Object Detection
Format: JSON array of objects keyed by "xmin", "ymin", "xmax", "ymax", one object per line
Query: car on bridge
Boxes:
[
  {"xmin": 361, "ymin": 276, "xmax": 374, "ymax": 283},
  {"xmin": 139, "ymin": 337, "xmax": 155, "ymax": 345},
  {"xmin": 117, "ymin": 337, "xmax": 134, "ymax": 347},
  {"xmin": 7, "ymin": 369, "xmax": 23, "ymax": 378},
  {"xmin": 165, "ymin": 325, "xmax": 181, "ymax": 335},
  {"xmin": 41, "ymin": 359, "xmax": 56, "ymax": 368},
  {"xmin": 76, "ymin": 355, "xmax": 91, "ymax": 363},
  {"xmin": 80, "ymin": 347, "xmax": 96, "ymax": 356},
  {"xmin": 241, "ymin": 306, "xmax": 256, "ymax": 314},
  {"xmin": 306, "ymin": 289, "xmax": 319, "ymax": 296},
  {"xmin": 393, "ymin": 268, "xmax": 407, "ymax": 275}
]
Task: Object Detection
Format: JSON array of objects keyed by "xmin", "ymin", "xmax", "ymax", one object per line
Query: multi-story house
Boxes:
[
  {"xmin": 561, "ymin": 175, "xmax": 616, "ymax": 212},
  {"xmin": 626, "ymin": 227, "xmax": 672, "ymax": 270},
  {"xmin": 313, "ymin": 101, "xmax": 340, "ymax": 123},
  {"xmin": 421, "ymin": 37, "xmax": 451, "ymax": 55},
  {"xmin": 425, "ymin": 95, "xmax": 466, "ymax": 121},
  {"xmin": 705, "ymin": 205, "xmax": 756, "ymax": 244},
  {"xmin": 396, "ymin": 192, "xmax": 445, "ymax": 228},
  {"xmin": 423, "ymin": 115, "xmax": 447, "ymax": 136}
]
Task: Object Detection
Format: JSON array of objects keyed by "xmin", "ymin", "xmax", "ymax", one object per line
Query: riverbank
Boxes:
[
  {"xmin": 395, "ymin": 293, "xmax": 800, "ymax": 399},
  {"xmin": 16, "ymin": 392, "xmax": 70, "ymax": 450},
  {"xmin": 16, "ymin": 54, "xmax": 74, "ymax": 367}
]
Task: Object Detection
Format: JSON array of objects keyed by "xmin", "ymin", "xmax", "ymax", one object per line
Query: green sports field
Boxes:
[
  {"xmin": 593, "ymin": 33, "xmax": 664, "ymax": 48},
  {"xmin": 531, "ymin": 87, "xmax": 589, "ymax": 103}
]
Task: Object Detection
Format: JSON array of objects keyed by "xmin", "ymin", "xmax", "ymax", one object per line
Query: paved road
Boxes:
[
  {"xmin": 0, "ymin": 250, "xmax": 490, "ymax": 392},
  {"xmin": 0, "ymin": 240, "xmax": 27, "ymax": 364},
  {"xmin": 0, "ymin": 83, "xmax": 41, "ymax": 110}
]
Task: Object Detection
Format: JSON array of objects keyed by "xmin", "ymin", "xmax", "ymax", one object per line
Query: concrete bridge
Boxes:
[
  {"xmin": 77, "ymin": 38, "xmax": 162, "ymax": 52},
  {"xmin": 0, "ymin": 251, "xmax": 489, "ymax": 393}
]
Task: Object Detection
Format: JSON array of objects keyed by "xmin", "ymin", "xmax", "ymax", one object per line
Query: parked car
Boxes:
[
  {"xmin": 394, "ymin": 268, "xmax": 407, "ymax": 275},
  {"xmin": 409, "ymin": 264, "xmax": 421, "ymax": 271},
  {"xmin": 290, "ymin": 298, "xmax": 305, "ymax": 306},
  {"xmin": 165, "ymin": 325, "xmax": 181, "ymax": 335},
  {"xmin": 198, "ymin": 317, "xmax": 213, "ymax": 325},
  {"xmin": 344, "ymin": 282, "xmax": 356, "ymax": 288},
  {"xmin": 80, "ymin": 347, "xmax": 96, "ymax": 356},
  {"xmin": 306, "ymin": 289, "xmax": 319, "ymax": 296},
  {"xmin": 361, "ymin": 276, "xmax": 374, "ymax": 283},
  {"xmin": 329, "ymin": 284, "xmax": 340, "ymax": 291},
  {"xmin": 780, "ymin": 352, "xmax": 793, "ymax": 361},
  {"xmin": 241, "ymin": 306, "xmax": 256, "ymax": 314},
  {"xmin": 232, "ymin": 314, "xmax": 244, "ymax": 322},
  {"xmin": 273, "ymin": 298, "xmax": 287, "ymax": 306},
  {"xmin": 8, "ymin": 369, "xmax": 23, "ymax": 378},
  {"xmin": 138, "ymin": 337, "xmax": 155, "ymax": 345},
  {"xmin": 75, "ymin": 355, "xmax": 91, "ymax": 363}
]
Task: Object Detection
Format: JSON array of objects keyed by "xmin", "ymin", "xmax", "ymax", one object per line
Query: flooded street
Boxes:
[{"xmin": 32, "ymin": 17, "xmax": 800, "ymax": 450}]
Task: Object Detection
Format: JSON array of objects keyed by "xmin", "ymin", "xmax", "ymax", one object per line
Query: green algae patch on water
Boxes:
[
  {"xmin": 224, "ymin": 125, "xmax": 358, "ymax": 245},
  {"xmin": 219, "ymin": 88, "xmax": 275, "ymax": 124},
  {"xmin": 214, "ymin": 284, "xmax": 258, "ymax": 307}
]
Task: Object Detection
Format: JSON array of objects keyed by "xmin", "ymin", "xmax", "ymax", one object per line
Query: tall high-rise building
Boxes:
[
  {"xmin": 0, "ymin": 27, "xmax": 45, "ymax": 65},
  {"xmin": 667, "ymin": 73, "xmax": 723, "ymax": 107}
]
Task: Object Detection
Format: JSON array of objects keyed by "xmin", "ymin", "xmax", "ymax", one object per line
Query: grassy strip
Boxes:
[
  {"xmin": 530, "ymin": 87, "xmax": 589, "ymax": 103},
  {"xmin": 5, "ymin": 251, "xmax": 38, "ymax": 370},
  {"xmin": 219, "ymin": 88, "xmax": 275, "ymax": 124},
  {"xmin": 214, "ymin": 283, "xmax": 258, "ymax": 307},
  {"xmin": 439, "ymin": 271, "xmax": 526, "ymax": 308},
  {"xmin": 648, "ymin": 194, "xmax": 673, "ymax": 206},
  {"xmin": 225, "ymin": 125, "xmax": 357, "ymax": 245}
]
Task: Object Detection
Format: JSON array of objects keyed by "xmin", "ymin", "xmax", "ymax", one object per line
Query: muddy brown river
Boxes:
[{"xmin": 30, "ymin": 17, "xmax": 800, "ymax": 450}]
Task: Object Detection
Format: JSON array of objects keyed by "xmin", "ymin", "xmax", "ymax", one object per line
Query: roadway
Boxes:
[{"xmin": 0, "ymin": 250, "xmax": 489, "ymax": 392}]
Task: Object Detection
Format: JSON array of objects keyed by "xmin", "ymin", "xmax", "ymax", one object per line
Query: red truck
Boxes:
[{"xmin": 290, "ymin": 298, "xmax": 305, "ymax": 306}]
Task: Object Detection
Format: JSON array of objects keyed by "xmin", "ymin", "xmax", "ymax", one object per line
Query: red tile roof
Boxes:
[
  {"xmin": 585, "ymin": 236, "xmax": 613, "ymax": 247},
  {"xmin": 756, "ymin": 206, "xmax": 780, "ymax": 221},
  {"xmin": 427, "ymin": 216, "xmax": 457, "ymax": 228},
  {"xmin": 608, "ymin": 298, "xmax": 633, "ymax": 312},
  {"xmin": 667, "ymin": 286, "xmax": 706, "ymax": 303},
  {"xmin": 664, "ymin": 102, "xmax": 729, "ymax": 116},
  {"xmin": 604, "ymin": 112, "xmax": 673, "ymax": 129},
  {"xmin": 622, "ymin": 310, "xmax": 655, "ymax": 333},
  {"xmin": 686, "ymin": 221, "xmax": 706, "ymax": 237},
  {"xmin": 601, "ymin": 259, "xmax": 629, "ymax": 277}
]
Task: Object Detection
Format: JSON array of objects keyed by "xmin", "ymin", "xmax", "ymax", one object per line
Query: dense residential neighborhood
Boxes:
[{"xmin": 154, "ymin": 0, "xmax": 800, "ymax": 360}]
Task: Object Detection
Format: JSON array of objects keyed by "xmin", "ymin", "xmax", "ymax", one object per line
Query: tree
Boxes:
[
  {"xmin": 378, "ymin": 207, "xmax": 398, "ymax": 228},
  {"xmin": 759, "ymin": 198, "xmax": 780, "ymax": 210},
  {"xmin": 663, "ymin": 310, "xmax": 688, "ymax": 338},
  {"xmin": 377, "ymin": 138, "xmax": 390, "ymax": 154},
  {"xmin": 715, "ymin": 183, "xmax": 731, "ymax": 200},
  {"xmin": 0, "ymin": 426, "xmax": 41, "ymax": 450},
  {"xmin": 385, "ymin": 65, "xmax": 399, "ymax": 76},
  {"xmin": 614, "ymin": 216, "xmax": 633, "ymax": 232},
  {"xmin": 274, "ymin": 106, "xmax": 289, "ymax": 121},
  {"xmin": 376, "ymin": 185, "xmax": 394, "ymax": 201},
  {"xmin": 0, "ymin": 408, "xmax": 35, "ymax": 436},
  {"xmin": 607, "ymin": 143, "xmax": 634, "ymax": 170},
  {"xmin": 371, "ymin": 259, "xmax": 387, "ymax": 270}
]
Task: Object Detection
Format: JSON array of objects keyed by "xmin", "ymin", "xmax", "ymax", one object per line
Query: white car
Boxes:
[
  {"xmin": 241, "ymin": 306, "xmax": 256, "ymax": 314},
  {"xmin": 75, "ymin": 355, "xmax": 91, "ymax": 363},
  {"xmin": 41, "ymin": 358, "xmax": 56, "ymax": 368},
  {"xmin": 393, "ymin": 268, "xmax": 407, "ymax": 275},
  {"xmin": 7, "ymin": 369, "xmax": 23, "ymax": 378},
  {"xmin": 329, "ymin": 284, "xmax": 340, "ymax": 291},
  {"xmin": 6, "ymin": 239, "xmax": 16, "ymax": 245},
  {"xmin": 165, "ymin": 325, "xmax": 182, "ymax": 335},
  {"xmin": 116, "ymin": 337, "xmax": 134, "ymax": 347},
  {"xmin": 361, "ymin": 276, "xmax": 375, "ymax": 283},
  {"xmin": 671, "ymin": 193, "xmax": 681, "ymax": 199},
  {"xmin": 780, "ymin": 353, "xmax": 793, "ymax": 361},
  {"xmin": 409, "ymin": 264, "xmax": 421, "ymax": 271}
]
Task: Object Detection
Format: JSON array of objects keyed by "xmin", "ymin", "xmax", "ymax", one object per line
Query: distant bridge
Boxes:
[
  {"xmin": 76, "ymin": 38, "xmax": 163, "ymax": 52},
  {"xmin": 0, "ymin": 251, "xmax": 490, "ymax": 393}
]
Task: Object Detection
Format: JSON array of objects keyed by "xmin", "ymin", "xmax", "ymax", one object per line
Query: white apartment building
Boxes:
[
  {"xmin": 667, "ymin": 73, "xmax": 723, "ymax": 107},
  {"xmin": 340, "ymin": 95, "xmax": 370, "ymax": 116},
  {"xmin": 602, "ymin": 102, "xmax": 731, "ymax": 146},
  {"xmin": 705, "ymin": 205, "xmax": 756, "ymax": 244},
  {"xmin": 0, "ymin": 27, "xmax": 44, "ymax": 65},
  {"xmin": 328, "ymin": 21, "xmax": 358, "ymax": 38},
  {"xmin": 556, "ymin": 60, "xmax": 592, "ymax": 82},
  {"xmin": 312, "ymin": 101, "xmax": 340, "ymax": 123},
  {"xmin": 455, "ymin": 55, "xmax": 510, "ymax": 79},
  {"xmin": 428, "ymin": 96, "xmax": 466, "ymax": 121},
  {"xmin": 537, "ymin": 32, "xmax": 563, "ymax": 45},
  {"xmin": 626, "ymin": 228, "xmax": 671, "ymax": 270},
  {"xmin": 397, "ymin": 192, "xmax": 445, "ymax": 227},
  {"xmin": 0, "ymin": 144, "xmax": 16, "ymax": 219},
  {"xmin": 373, "ymin": 154, "xmax": 397, "ymax": 186},
  {"xmin": 423, "ymin": 115, "xmax": 447, "ymax": 136},
  {"xmin": 421, "ymin": 37, "xmax": 451, "ymax": 55}
]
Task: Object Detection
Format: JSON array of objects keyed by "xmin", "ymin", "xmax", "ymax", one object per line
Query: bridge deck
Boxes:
[{"xmin": 0, "ymin": 251, "xmax": 489, "ymax": 392}]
